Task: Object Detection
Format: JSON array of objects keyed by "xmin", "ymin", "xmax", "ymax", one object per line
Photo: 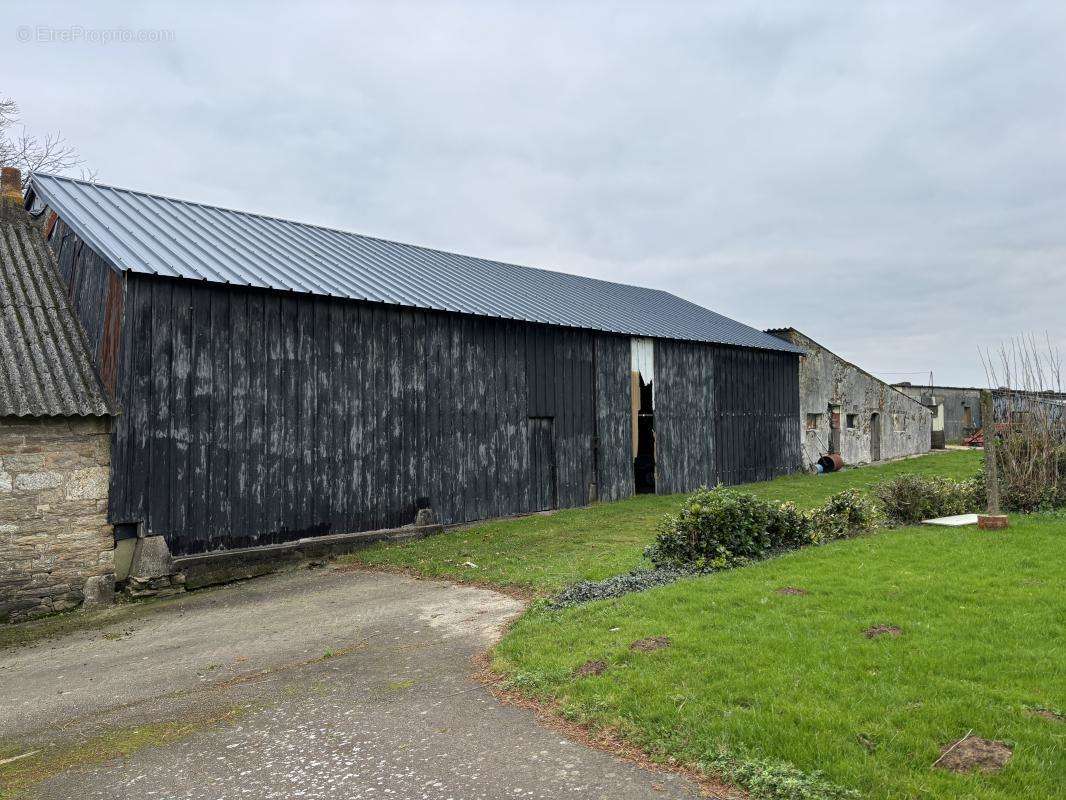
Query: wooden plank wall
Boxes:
[
  {"xmin": 656, "ymin": 339, "xmax": 801, "ymax": 493},
  {"xmin": 42, "ymin": 256, "xmax": 804, "ymax": 554},
  {"xmin": 713, "ymin": 346, "xmax": 801, "ymax": 486},
  {"xmin": 655, "ymin": 339, "xmax": 716, "ymax": 494},
  {"xmin": 111, "ymin": 275, "xmax": 630, "ymax": 556},
  {"xmin": 594, "ymin": 335, "xmax": 635, "ymax": 501},
  {"xmin": 49, "ymin": 220, "xmax": 124, "ymax": 395},
  {"xmin": 522, "ymin": 323, "xmax": 598, "ymax": 511}
]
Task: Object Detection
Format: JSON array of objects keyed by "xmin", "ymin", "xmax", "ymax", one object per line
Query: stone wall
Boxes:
[
  {"xmin": 895, "ymin": 385, "xmax": 982, "ymax": 443},
  {"xmin": 776, "ymin": 330, "xmax": 932, "ymax": 468},
  {"xmin": 0, "ymin": 416, "xmax": 114, "ymax": 622}
]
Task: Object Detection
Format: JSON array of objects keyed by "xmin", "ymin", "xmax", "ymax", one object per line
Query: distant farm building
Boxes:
[
  {"xmin": 26, "ymin": 173, "xmax": 803, "ymax": 560},
  {"xmin": 768, "ymin": 328, "xmax": 931, "ymax": 468},
  {"xmin": 893, "ymin": 384, "xmax": 981, "ymax": 445},
  {"xmin": 894, "ymin": 383, "xmax": 1065, "ymax": 445}
]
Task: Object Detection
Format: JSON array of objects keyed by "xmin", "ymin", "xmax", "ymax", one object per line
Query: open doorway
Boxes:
[
  {"xmin": 634, "ymin": 376, "xmax": 655, "ymax": 492},
  {"xmin": 870, "ymin": 412, "xmax": 881, "ymax": 462},
  {"xmin": 631, "ymin": 338, "xmax": 655, "ymax": 493}
]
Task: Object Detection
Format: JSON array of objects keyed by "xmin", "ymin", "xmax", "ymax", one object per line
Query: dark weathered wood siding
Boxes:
[
  {"xmin": 110, "ymin": 275, "xmax": 623, "ymax": 555},
  {"xmin": 594, "ymin": 335, "xmax": 635, "ymax": 502},
  {"xmin": 47, "ymin": 230, "xmax": 801, "ymax": 556},
  {"xmin": 656, "ymin": 339, "xmax": 800, "ymax": 493},
  {"xmin": 49, "ymin": 219, "xmax": 124, "ymax": 395}
]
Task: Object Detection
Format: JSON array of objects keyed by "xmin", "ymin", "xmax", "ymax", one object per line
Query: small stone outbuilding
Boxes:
[
  {"xmin": 768, "ymin": 328, "xmax": 932, "ymax": 468},
  {"xmin": 893, "ymin": 384, "xmax": 981, "ymax": 445},
  {"xmin": 0, "ymin": 167, "xmax": 118, "ymax": 622}
]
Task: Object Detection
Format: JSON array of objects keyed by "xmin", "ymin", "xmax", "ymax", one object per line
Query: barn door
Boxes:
[
  {"xmin": 529, "ymin": 417, "xmax": 557, "ymax": 511},
  {"xmin": 870, "ymin": 413, "xmax": 882, "ymax": 462}
]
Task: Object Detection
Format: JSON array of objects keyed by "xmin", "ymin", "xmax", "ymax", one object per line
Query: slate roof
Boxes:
[
  {"xmin": 28, "ymin": 173, "xmax": 802, "ymax": 354},
  {"xmin": 0, "ymin": 218, "xmax": 116, "ymax": 417}
]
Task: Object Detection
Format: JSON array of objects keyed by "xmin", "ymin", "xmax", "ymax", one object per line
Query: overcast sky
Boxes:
[{"xmin": 7, "ymin": 1, "xmax": 1065, "ymax": 385}]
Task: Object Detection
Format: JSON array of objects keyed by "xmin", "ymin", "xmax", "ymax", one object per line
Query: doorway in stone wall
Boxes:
[{"xmin": 870, "ymin": 412, "xmax": 882, "ymax": 462}]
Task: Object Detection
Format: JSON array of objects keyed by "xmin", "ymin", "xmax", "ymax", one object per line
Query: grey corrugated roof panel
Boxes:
[
  {"xmin": 29, "ymin": 173, "xmax": 803, "ymax": 355},
  {"xmin": 0, "ymin": 220, "xmax": 117, "ymax": 417}
]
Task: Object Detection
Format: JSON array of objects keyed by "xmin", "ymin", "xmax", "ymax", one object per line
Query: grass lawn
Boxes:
[
  {"xmin": 349, "ymin": 447, "xmax": 1064, "ymax": 798},
  {"xmin": 494, "ymin": 513, "xmax": 1066, "ymax": 799},
  {"xmin": 349, "ymin": 449, "xmax": 983, "ymax": 593}
]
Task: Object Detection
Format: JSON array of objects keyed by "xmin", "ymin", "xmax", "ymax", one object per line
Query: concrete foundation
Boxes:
[
  {"xmin": 175, "ymin": 523, "xmax": 445, "ymax": 590},
  {"xmin": 124, "ymin": 534, "xmax": 185, "ymax": 598}
]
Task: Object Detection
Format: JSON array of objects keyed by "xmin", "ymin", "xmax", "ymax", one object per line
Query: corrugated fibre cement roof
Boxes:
[{"xmin": 0, "ymin": 219, "xmax": 116, "ymax": 417}]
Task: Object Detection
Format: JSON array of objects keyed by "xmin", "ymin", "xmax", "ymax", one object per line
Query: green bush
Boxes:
[
  {"xmin": 874, "ymin": 474, "xmax": 984, "ymax": 524},
  {"xmin": 645, "ymin": 487, "xmax": 775, "ymax": 570},
  {"xmin": 810, "ymin": 489, "xmax": 883, "ymax": 543},
  {"xmin": 767, "ymin": 501, "xmax": 815, "ymax": 549},
  {"xmin": 647, "ymin": 486, "xmax": 887, "ymax": 572}
]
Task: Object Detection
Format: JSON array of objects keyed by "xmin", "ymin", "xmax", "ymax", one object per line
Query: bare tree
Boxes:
[{"xmin": 0, "ymin": 94, "xmax": 85, "ymax": 180}]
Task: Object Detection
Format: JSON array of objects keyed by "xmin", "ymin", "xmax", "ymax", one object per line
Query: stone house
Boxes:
[
  {"xmin": 0, "ymin": 167, "xmax": 118, "ymax": 622},
  {"xmin": 768, "ymin": 328, "xmax": 932, "ymax": 468}
]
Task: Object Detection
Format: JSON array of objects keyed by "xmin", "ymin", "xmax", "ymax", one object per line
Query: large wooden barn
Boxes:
[{"xmin": 25, "ymin": 173, "xmax": 802, "ymax": 557}]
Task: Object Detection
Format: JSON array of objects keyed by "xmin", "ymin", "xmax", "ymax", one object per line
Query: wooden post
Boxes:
[
  {"xmin": 981, "ymin": 390, "xmax": 999, "ymax": 513},
  {"xmin": 979, "ymin": 389, "xmax": 1007, "ymax": 528}
]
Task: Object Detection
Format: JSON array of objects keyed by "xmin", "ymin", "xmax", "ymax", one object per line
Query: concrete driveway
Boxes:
[{"xmin": 0, "ymin": 567, "xmax": 699, "ymax": 799}]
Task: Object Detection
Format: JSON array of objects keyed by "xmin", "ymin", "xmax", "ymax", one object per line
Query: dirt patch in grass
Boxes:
[
  {"xmin": 775, "ymin": 586, "xmax": 808, "ymax": 596},
  {"xmin": 1027, "ymin": 707, "xmax": 1064, "ymax": 723},
  {"xmin": 574, "ymin": 659, "xmax": 608, "ymax": 678},
  {"xmin": 472, "ymin": 653, "xmax": 746, "ymax": 799},
  {"xmin": 934, "ymin": 735, "xmax": 1012, "ymax": 774},
  {"xmin": 863, "ymin": 624, "xmax": 902, "ymax": 639},
  {"xmin": 630, "ymin": 635, "xmax": 671, "ymax": 653},
  {"xmin": 856, "ymin": 733, "xmax": 877, "ymax": 753}
]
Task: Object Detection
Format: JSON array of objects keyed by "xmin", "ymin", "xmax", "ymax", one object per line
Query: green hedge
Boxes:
[
  {"xmin": 874, "ymin": 474, "xmax": 984, "ymax": 525},
  {"xmin": 645, "ymin": 486, "xmax": 882, "ymax": 570}
]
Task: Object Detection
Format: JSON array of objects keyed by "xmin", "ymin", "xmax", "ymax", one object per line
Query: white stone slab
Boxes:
[{"xmin": 922, "ymin": 513, "xmax": 980, "ymax": 527}]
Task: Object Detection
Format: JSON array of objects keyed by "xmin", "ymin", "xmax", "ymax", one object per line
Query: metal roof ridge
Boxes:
[{"xmin": 30, "ymin": 172, "xmax": 691, "ymax": 299}]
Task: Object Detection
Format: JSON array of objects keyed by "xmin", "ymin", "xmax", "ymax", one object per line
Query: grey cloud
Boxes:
[{"xmin": 6, "ymin": 0, "xmax": 1065, "ymax": 385}]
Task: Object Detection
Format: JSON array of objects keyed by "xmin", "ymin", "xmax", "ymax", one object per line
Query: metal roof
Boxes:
[
  {"xmin": 0, "ymin": 219, "xmax": 117, "ymax": 417},
  {"xmin": 29, "ymin": 173, "xmax": 802, "ymax": 354}
]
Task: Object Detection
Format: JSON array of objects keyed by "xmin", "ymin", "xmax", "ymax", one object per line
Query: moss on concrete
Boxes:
[{"xmin": 0, "ymin": 704, "xmax": 245, "ymax": 798}]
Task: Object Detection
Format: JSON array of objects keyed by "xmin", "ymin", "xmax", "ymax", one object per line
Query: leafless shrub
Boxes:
[
  {"xmin": 982, "ymin": 335, "xmax": 1066, "ymax": 511},
  {"xmin": 0, "ymin": 94, "xmax": 83, "ymax": 179}
]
